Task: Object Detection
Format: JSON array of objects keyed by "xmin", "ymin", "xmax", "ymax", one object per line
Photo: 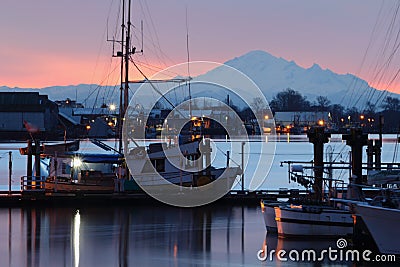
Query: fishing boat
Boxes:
[
  {"xmin": 260, "ymin": 200, "xmax": 281, "ymax": 233},
  {"xmin": 43, "ymin": 152, "xmax": 123, "ymax": 192},
  {"xmin": 351, "ymin": 169, "xmax": 400, "ymax": 254},
  {"xmin": 263, "ymin": 126, "xmax": 354, "ymax": 238},
  {"xmin": 21, "ymin": 0, "xmax": 241, "ymax": 194},
  {"xmin": 274, "ymin": 204, "xmax": 354, "ymax": 237},
  {"xmin": 354, "ymin": 201, "xmax": 400, "ymax": 255},
  {"xmin": 126, "ymin": 136, "xmax": 241, "ymax": 188}
]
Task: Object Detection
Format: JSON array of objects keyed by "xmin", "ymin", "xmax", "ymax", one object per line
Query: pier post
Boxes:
[
  {"xmin": 27, "ymin": 140, "xmax": 33, "ymax": 190},
  {"xmin": 374, "ymin": 140, "xmax": 382, "ymax": 171},
  {"xmin": 34, "ymin": 139, "xmax": 41, "ymax": 189},
  {"xmin": 8, "ymin": 151, "xmax": 12, "ymax": 195},
  {"xmin": 241, "ymin": 142, "xmax": 245, "ymax": 192},
  {"xmin": 343, "ymin": 128, "xmax": 368, "ymax": 185},
  {"xmin": 307, "ymin": 126, "xmax": 330, "ymax": 202},
  {"xmin": 204, "ymin": 138, "xmax": 212, "ymax": 177},
  {"xmin": 366, "ymin": 140, "xmax": 373, "ymax": 170}
]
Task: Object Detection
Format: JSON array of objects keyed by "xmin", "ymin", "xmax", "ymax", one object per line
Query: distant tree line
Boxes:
[{"xmin": 268, "ymin": 88, "xmax": 400, "ymax": 132}]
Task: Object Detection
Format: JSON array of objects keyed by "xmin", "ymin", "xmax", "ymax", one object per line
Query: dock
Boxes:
[{"xmin": 0, "ymin": 189, "xmax": 309, "ymax": 207}]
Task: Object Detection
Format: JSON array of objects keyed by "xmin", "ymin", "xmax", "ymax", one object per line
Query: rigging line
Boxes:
[
  {"xmin": 142, "ymin": 0, "xmax": 175, "ymax": 66},
  {"xmin": 130, "ymin": 57, "xmax": 186, "ymax": 118},
  {"xmin": 138, "ymin": 0, "xmax": 169, "ymax": 68},
  {"xmin": 133, "ymin": 59, "xmax": 182, "ymax": 76},
  {"xmin": 373, "ymin": 33, "xmax": 400, "ymax": 107},
  {"xmin": 133, "ymin": 61, "xmax": 176, "ymax": 77},
  {"xmin": 360, "ymin": 2, "xmax": 399, "ymax": 108},
  {"xmin": 358, "ymin": 1, "xmax": 385, "ymax": 84},
  {"xmin": 137, "ymin": 0, "xmax": 176, "ymax": 67},
  {"xmin": 89, "ymin": 1, "xmax": 119, "ymax": 92},
  {"xmin": 369, "ymin": 3, "xmax": 400, "ymax": 87},
  {"xmin": 362, "ymin": 3, "xmax": 400, "ymax": 109},
  {"xmin": 82, "ymin": 62, "xmax": 121, "ymax": 104},
  {"xmin": 392, "ymin": 126, "xmax": 400, "ymax": 163},
  {"xmin": 85, "ymin": 1, "xmax": 120, "ymax": 109},
  {"xmin": 138, "ymin": 31, "xmax": 175, "ymax": 65}
]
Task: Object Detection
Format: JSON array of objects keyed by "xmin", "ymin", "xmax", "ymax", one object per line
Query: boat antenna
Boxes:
[
  {"xmin": 141, "ymin": 20, "xmax": 144, "ymax": 53},
  {"xmin": 186, "ymin": 6, "xmax": 192, "ymax": 119}
]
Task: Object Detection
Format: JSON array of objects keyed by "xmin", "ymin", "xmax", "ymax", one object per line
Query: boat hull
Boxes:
[
  {"xmin": 261, "ymin": 201, "xmax": 280, "ymax": 233},
  {"xmin": 45, "ymin": 181, "xmax": 115, "ymax": 192},
  {"xmin": 275, "ymin": 206, "xmax": 354, "ymax": 237},
  {"xmin": 355, "ymin": 204, "xmax": 400, "ymax": 255}
]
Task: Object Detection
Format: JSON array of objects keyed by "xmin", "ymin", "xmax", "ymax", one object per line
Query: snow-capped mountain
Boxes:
[
  {"xmin": 1, "ymin": 50, "xmax": 396, "ymax": 109},
  {"xmin": 222, "ymin": 50, "xmax": 383, "ymax": 107}
]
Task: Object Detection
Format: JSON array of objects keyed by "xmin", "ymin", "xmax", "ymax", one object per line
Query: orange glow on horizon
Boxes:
[
  {"xmin": 0, "ymin": 49, "xmax": 168, "ymax": 88},
  {"xmin": 1, "ymin": 49, "xmax": 400, "ymax": 96}
]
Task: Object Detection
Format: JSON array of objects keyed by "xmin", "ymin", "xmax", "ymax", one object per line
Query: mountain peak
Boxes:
[
  {"xmin": 308, "ymin": 63, "xmax": 322, "ymax": 70},
  {"xmin": 219, "ymin": 49, "xmax": 387, "ymax": 106}
]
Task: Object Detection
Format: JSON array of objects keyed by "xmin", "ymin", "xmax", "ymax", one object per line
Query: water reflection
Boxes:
[
  {"xmin": 73, "ymin": 210, "xmax": 80, "ymax": 267},
  {"xmin": 0, "ymin": 205, "xmax": 362, "ymax": 266},
  {"xmin": 1, "ymin": 205, "xmax": 268, "ymax": 267},
  {"xmin": 259, "ymin": 233, "xmax": 381, "ymax": 266}
]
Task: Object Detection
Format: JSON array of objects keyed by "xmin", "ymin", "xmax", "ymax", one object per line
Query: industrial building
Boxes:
[{"xmin": 0, "ymin": 92, "xmax": 59, "ymax": 140}]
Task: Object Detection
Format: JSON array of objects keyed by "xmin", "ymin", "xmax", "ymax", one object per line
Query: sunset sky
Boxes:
[{"xmin": 1, "ymin": 0, "xmax": 400, "ymax": 93}]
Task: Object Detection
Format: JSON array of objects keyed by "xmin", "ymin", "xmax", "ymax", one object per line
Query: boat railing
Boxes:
[{"xmin": 20, "ymin": 176, "xmax": 46, "ymax": 192}]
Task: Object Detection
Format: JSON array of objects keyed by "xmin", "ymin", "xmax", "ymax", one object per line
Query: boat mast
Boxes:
[
  {"xmin": 124, "ymin": 0, "xmax": 132, "ymax": 118},
  {"xmin": 124, "ymin": 0, "xmax": 133, "ymax": 180},
  {"xmin": 117, "ymin": 0, "xmax": 134, "ymax": 154},
  {"xmin": 118, "ymin": 0, "xmax": 125, "ymax": 153}
]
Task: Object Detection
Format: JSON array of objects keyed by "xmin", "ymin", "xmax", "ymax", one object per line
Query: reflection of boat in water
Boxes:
[{"xmin": 259, "ymin": 232, "xmax": 339, "ymax": 262}]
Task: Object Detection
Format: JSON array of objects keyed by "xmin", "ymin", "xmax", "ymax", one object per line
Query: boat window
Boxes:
[{"xmin": 142, "ymin": 159, "xmax": 165, "ymax": 173}]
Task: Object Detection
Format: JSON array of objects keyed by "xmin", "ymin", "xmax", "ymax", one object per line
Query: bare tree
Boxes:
[{"xmin": 316, "ymin": 96, "xmax": 331, "ymax": 111}]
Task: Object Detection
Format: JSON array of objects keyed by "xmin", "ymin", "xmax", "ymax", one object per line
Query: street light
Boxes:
[{"xmin": 109, "ymin": 104, "xmax": 116, "ymax": 111}]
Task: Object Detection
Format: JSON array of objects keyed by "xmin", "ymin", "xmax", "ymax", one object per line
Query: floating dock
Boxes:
[{"xmin": 0, "ymin": 189, "xmax": 308, "ymax": 207}]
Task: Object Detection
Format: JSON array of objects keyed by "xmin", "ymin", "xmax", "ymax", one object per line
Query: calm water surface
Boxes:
[
  {"xmin": 0, "ymin": 134, "xmax": 398, "ymax": 190},
  {"xmin": 0, "ymin": 134, "xmax": 398, "ymax": 266},
  {"xmin": 0, "ymin": 205, "xmax": 354, "ymax": 267}
]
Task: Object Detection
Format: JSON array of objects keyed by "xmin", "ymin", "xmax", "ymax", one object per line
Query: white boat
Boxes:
[
  {"xmin": 354, "ymin": 195, "xmax": 400, "ymax": 255},
  {"xmin": 260, "ymin": 200, "xmax": 282, "ymax": 233},
  {"xmin": 126, "ymin": 138, "xmax": 241, "ymax": 188},
  {"xmin": 274, "ymin": 204, "xmax": 354, "ymax": 237}
]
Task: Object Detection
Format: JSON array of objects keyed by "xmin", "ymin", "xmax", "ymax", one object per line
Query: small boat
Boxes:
[
  {"xmin": 352, "ymin": 177, "xmax": 400, "ymax": 254},
  {"xmin": 126, "ymin": 137, "xmax": 241, "ymax": 188},
  {"xmin": 260, "ymin": 200, "xmax": 282, "ymax": 233},
  {"xmin": 274, "ymin": 204, "xmax": 354, "ymax": 237},
  {"xmin": 354, "ymin": 202, "xmax": 400, "ymax": 255},
  {"xmin": 261, "ymin": 126, "xmax": 354, "ymax": 238},
  {"xmin": 44, "ymin": 152, "xmax": 123, "ymax": 192}
]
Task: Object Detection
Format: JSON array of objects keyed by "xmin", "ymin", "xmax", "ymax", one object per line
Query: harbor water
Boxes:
[
  {"xmin": 0, "ymin": 134, "xmax": 398, "ymax": 191},
  {"xmin": 0, "ymin": 134, "xmax": 398, "ymax": 266},
  {"xmin": 0, "ymin": 205, "xmax": 355, "ymax": 267}
]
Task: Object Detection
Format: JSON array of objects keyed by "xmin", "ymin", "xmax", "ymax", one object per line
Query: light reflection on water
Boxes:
[
  {"xmin": 0, "ymin": 135, "xmax": 397, "ymax": 266},
  {"xmin": 0, "ymin": 205, "xmax": 356, "ymax": 267}
]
